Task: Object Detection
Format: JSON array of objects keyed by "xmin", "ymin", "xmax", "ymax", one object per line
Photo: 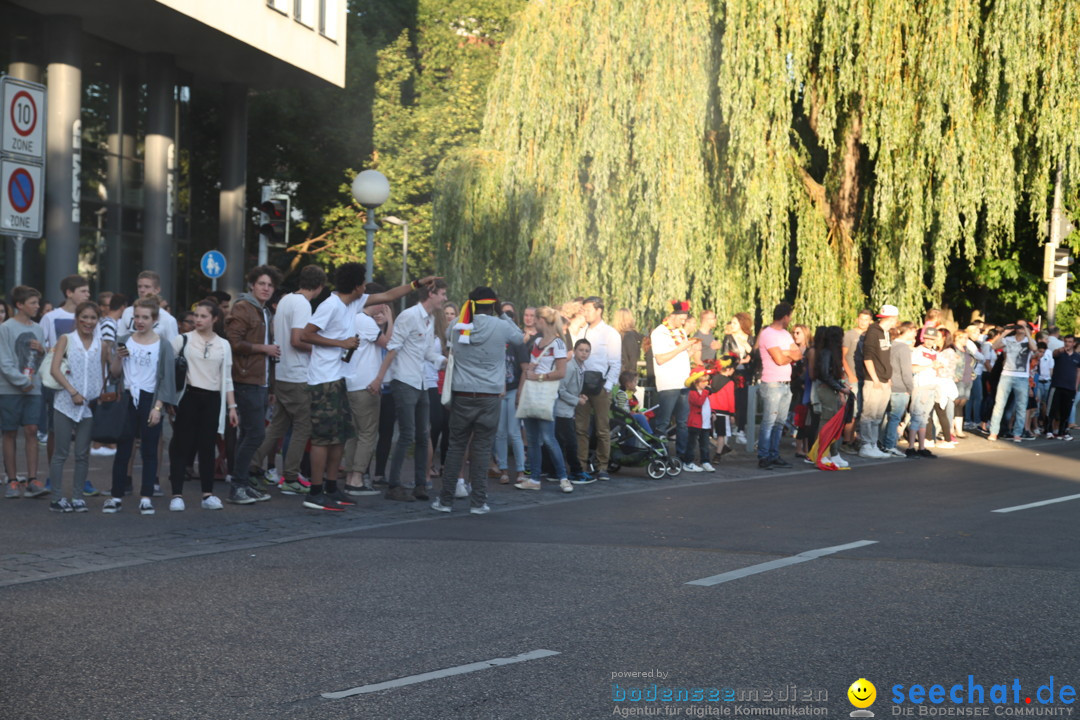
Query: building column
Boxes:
[
  {"xmin": 143, "ymin": 54, "xmax": 176, "ymax": 302},
  {"xmin": 44, "ymin": 16, "xmax": 82, "ymax": 304},
  {"xmin": 103, "ymin": 67, "xmax": 137, "ymax": 295},
  {"xmin": 6, "ymin": 33, "xmax": 43, "ymax": 292},
  {"xmin": 219, "ymin": 84, "xmax": 248, "ymax": 297}
]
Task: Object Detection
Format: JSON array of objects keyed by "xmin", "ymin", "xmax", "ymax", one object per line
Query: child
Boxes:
[
  {"xmin": 555, "ymin": 338, "xmax": 589, "ymax": 484},
  {"xmin": 709, "ymin": 355, "xmax": 738, "ymax": 461},
  {"xmin": 613, "ymin": 369, "xmax": 652, "ymax": 434},
  {"xmin": 684, "ymin": 367, "xmax": 713, "ymax": 472},
  {"xmin": 0, "ymin": 286, "xmax": 48, "ymax": 498}
]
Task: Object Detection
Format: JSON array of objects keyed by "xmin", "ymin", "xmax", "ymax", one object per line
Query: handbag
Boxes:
[
  {"xmin": 441, "ymin": 351, "xmax": 455, "ymax": 407},
  {"xmin": 175, "ymin": 334, "xmax": 189, "ymax": 394},
  {"xmin": 581, "ymin": 370, "xmax": 605, "ymax": 397},
  {"xmin": 515, "ymin": 379, "xmax": 560, "ymax": 420},
  {"xmin": 90, "ymin": 356, "xmax": 134, "ymax": 443},
  {"xmin": 41, "ymin": 348, "xmax": 68, "ymax": 391}
]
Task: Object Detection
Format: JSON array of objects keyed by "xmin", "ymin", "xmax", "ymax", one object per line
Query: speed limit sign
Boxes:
[{"xmin": 1, "ymin": 77, "xmax": 45, "ymax": 163}]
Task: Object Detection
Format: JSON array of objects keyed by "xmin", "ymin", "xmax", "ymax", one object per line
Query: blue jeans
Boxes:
[
  {"xmin": 654, "ymin": 389, "xmax": 690, "ymax": 457},
  {"xmin": 233, "ymin": 383, "xmax": 268, "ymax": 484},
  {"xmin": 388, "ymin": 380, "xmax": 429, "ymax": 489},
  {"xmin": 494, "ymin": 388, "xmax": 525, "ymax": 472},
  {"xmin": 965, "ymin": 377, "xmax": 984, "ymax": 424},
  {"xmin": 989, "ymin": 375, "xmax": 1028, "ymax": 438},
  {"xmin": 757, "ymin": 382, "xmax": 791, "ymax": 461},
  {"xmin": 523, "ymin": 417, "xmax": 565, "ymax": 481},
  {"xmin": 882, "ymin": 392, "xmax": 910, "ymax": 450}
]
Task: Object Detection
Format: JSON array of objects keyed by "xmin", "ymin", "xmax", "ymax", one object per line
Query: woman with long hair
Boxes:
[
  {"xmin": 167, "ymin": 301, "xmax": 238, "ymax": 510},
  {"xmin": 810, "ymin": 325, "xmax": 849, "ymax": 467},
  {"xmin": 516, "ymin": 306, "xmax": 571, "ymax": 492},
  {"xmin": 47, "ymin": 301, "xmax": 107, "ymax": 512},
  {"xmin": 612, "ymin": 308, "xmax": 643, "ymax": 382},
  {"xmin": 790, "ymin": 324, "xmax": 811, "ymax": 458},
  {"xmin": 930, "ymin": 328, "xmax": 958, "ymax": 448},
  {"xmin": 104, "ymin": 296, "xmax": 178, "ymax": 515},
  {"xmin": 721, "ymin": 312, "xmax": 754, "ymax": 443},
  {"xmin": 426, "ymin": 301, "xmax": 457, "ymax": 479}
]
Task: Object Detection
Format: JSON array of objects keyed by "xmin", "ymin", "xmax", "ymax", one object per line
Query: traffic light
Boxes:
[
  {"xmin": 258, "ymin": 195, "xmax": 290, "ymax": 247},
  {"xmin": 1045, "ymin": 244, "xmax": 1074, "ymax": 303}
]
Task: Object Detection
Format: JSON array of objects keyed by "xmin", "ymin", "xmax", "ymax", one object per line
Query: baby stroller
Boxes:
[{"xmin": 604, "ymin": 404, "xmax": 682, "ymax": 479}]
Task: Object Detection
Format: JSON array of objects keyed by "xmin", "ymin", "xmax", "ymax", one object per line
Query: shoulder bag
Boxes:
[{"xmin": 90, "ymin": 352, "xmax": 134, "ymax": 444}]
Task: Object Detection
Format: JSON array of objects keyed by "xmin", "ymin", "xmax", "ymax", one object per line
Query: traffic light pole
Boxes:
[{"xmin": 1048, "ymin": 165, "xmax": 1064, "ymax": 326}]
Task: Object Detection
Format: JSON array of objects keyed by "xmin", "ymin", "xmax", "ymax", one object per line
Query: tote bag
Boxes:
[
  {"xmin": 90, "ymin": 371, "xmax": 135, "ymax": 444},
  {"xmin": 515, "ymin": 379, "xmax": 559, "ymax": 421}
]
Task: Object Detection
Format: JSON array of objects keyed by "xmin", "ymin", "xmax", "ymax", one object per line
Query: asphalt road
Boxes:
[{"xmin": 1, "ymin": 435, "xmax": 1078, "ymax": 720}]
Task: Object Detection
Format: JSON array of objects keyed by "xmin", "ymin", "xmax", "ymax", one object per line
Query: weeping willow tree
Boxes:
[{"xmin": 435, "ymin": 0, "xmax": 1080, "ymax": 328}]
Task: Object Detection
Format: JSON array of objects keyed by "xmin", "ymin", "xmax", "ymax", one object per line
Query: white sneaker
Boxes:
[
  {"xmin": 169, "ymin": 497, "xmax": 185, "ymax": 512},
  {"xmin": 265, "ymin": 468, "xmax": 281, "ymax": 484},
  {"xmin": 701, "ymin": 462, "xmax": 715, "ymax": 472},
  {"xmin": 734, "ymin": 431, "xmax": 747, "ymax": 445},
  {"xmin": 682, "ymin": 463, "xmax": 703, "ymax": 473},
  {"xmin": 935, "ymin": 441, "xmax": 956, "ymax": 449},
  {"xmin": 559, "ymin": 478, "xmax": 574, "ymax": 493},
  {"xmin": 431, "ymin": 500, "xmax": 452, "ymax": 513},
  {"xmin": 200, "ymin": 495, "xmax": 224, "ymax": 510},
  {"xmin": 858, "ymin": 446, "xmax": 886, "ymax": 459},
  {"xmin": 886, "ymin": 447, "xmax": 906, "ymax": 457},
  {"xmin": 830, "ymin": 455, "xmax": 850, "ymax": 468},
  {"xmin": 924, "ymin": 439, "xmax": 936, "ymax": 448},
  {"xmin": 514, "ymin": 479, "xmax": 542, "ymax": 491},
  {"xmin": 90, "ymin": 446, "xmax": 116, "ymax": 456},
  {"xmin": 454, "ymin": 478, "xmax": 470, "ymax": 498},
  {"xmin": 139, "ymin": 498, "xmax": 155, "ymax": 515},
  {"xmin": 470, "ymin": 504, "xmax": 491, "ymax": 515}
]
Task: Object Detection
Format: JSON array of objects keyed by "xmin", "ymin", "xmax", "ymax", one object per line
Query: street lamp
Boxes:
[
  {"xmin": 383, "ymin": 215, "xmax": 409, "ymax": 310},
  {"xmin": 350, "ymin": 170, "xmax": 390, "ymax": 282}
]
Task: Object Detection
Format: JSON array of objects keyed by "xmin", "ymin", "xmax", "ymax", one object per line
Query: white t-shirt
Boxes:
[
  {"xmin": 345, "ymin": 313, "xmax": 383, "ymax": 392},
  {"xmin": 120, "ymin": 305, "xmax": 178, "ymax": 343},
  {"xmin": 307, "ymin": 293, "xmax": 368, "ymax": 386},
  {"xmin": 274, "ymin": 293, "xmax": 313, "ymax": 384},
  {"xmin": 40, "ymin": 307, "xmax": 76, "ymax": 349},
  {"xmin": 124, "ymin": 336, "xmax": 160, "ymax": 405},
  {"xmin": 650, "ymin": 324, "xmax": 691, "ymax": 391},
  {"xmin": 528, "ymin": 336, "xmax": 567, "ymax": 375}
]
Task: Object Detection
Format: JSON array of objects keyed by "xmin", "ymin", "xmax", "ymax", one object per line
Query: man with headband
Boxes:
[{"xmin": 432, "ymin": 287, "xmax": 524, "ymax": 514}]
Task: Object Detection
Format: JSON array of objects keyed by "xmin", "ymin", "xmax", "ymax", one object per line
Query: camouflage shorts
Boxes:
[{"xmin": 309, "ymin": 379, "xmax": 354, "ymax": 446}]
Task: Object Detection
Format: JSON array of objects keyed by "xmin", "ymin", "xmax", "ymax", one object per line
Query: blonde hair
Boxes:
[
  {"xmin": 612, "ymin": 308, "xmax": 636, "ymax": 333},
  {"xmin": 536, "ymin": 305, "xmax": 564, "ymax": 337},
  {"xmin": 559, "ymin": 300, "xmax": 582, "ymax": 320}
]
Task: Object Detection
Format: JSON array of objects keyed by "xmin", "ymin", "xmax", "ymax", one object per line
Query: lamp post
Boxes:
[
  {"xmin": 350, "ymin": 170, "xmax": 390, "ymax": 282},
  {"xmin": 383, "ymin": 215, "xmax": 409, "ymax": 311}
]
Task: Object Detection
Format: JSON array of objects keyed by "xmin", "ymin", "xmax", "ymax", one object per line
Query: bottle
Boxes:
[{"xmin": 342, "ymin": 335, "xmax": 359, "ymax": 363}]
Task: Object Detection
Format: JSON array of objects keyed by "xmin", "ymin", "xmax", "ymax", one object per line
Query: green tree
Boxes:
[{"xmin": 435, "ymin": 0, "xmax": 1080, "ymax": 328}]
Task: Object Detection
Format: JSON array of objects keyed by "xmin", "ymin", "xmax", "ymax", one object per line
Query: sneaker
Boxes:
[
  {"xmin": 859, "ymin": 446, "xmax": 887, "ymax": 459},
  {"xmin": 987, "ymin": 434, "xmax": 998, "ymax": 442},
  {"xmin": 244, "ymin": 485, "xmax": 271, "ymax": 503},
  {"xmin": 278, "ymin": 480, "xmax": 307, "ymax": 495},
  {"xmin": 1046, "ymin": 433, "xmax": 1057, "ymax": 440},
  {"xmin": 82, "ymin": 481, "xmax": 100, "ymax": 497},
  {"xmin": 264, "ymin": 467, "xmax": 282, "ymax": 485},
  {"xmin": 596, "ymin": 471, "xmax": 611, "ymax": 481},
  {"xmin": 838, "ymin": 442, "xmax": 859, "ymax": 455},
  {"xmin": 1011, "ymin": 436, "xmax": 1023, "ymax": 444},
  {"xmin": 935, "ymin": 441, "xmax": 956, "ymax": 449},
  {"xmin": 49, "ymin": 498, "xmax": 73, "ymax": 513},
  {"xmin": 412, "ymin": 486, "xmax": 430, "ymax": 501},
  {"xmin": 200, "ymin": 495, "xmax": 224, "ymax": 510},
  {"xmin": 71, "ymin": 498, "xmax": 88, "ymax": 512},
  {"xmin": 830, "ymin": 455, "xmax": 850, "ymax": 468},
  {"xmin": 36, "ymin": 431, "xmax": 48, "ymax": 446},
  {"xmin": 24, "ymin": 481, "xmax": 49, "ymax": 499},
  {"xmin": 302, "ymin": 492, "xmax": 346, "ymax": 512},
  {"xmin": 804, "ymin": 456, "xmax": 817, "ymax": 465},
  {"xmin": 430, "ymin": 500, "xmax": 453, "ymax": 513},
  {"xmin": 90, "ymin": 446, "xmax": 116, "ymax": 456},
  {"xmin": 102, "ymin": 498, "xmax": 122, "ymax": 513},
  {"xmin": 917, "ymin": 448, "xmax": 937, "ymax": 458},
  {"xmin": 682, "ymin": 463, "xmax": 702, "ymax": 473},
  {"xmin": 886, "ymin": 447, "xmax": 907, "ymax": 458},
  {"xmin": 324, "ymin": 488, "xmax": 357, "ymax": 507},
  {"xmin": 227, "ymin": 486, "xmax": 256, "ymax": 505},
  {"xmin": 169, "ymin": 497, "xmax": 185, "ymax": 512},
  {"xmin": 514, "ymin": 479, "xmax": 542, "ymax": 491},
  {"xmin": 559, "ymin": 478, "xmax": 574, "ymax": 493},
  {"xmin": 905, "ymin": 448, "xmax": 919, "ymax": 458},
  {"xmin": 454, "ymin": 478, "xmax": 470, "ymax": 499},
  {"xmin": 5, "ymin": 481, "xmax": 21, "ymax": 499},
  {"xmin": 152, "ymin": 484, "xmax": 164, "ymax": 497},
  {"xmin": 470, "ymin": 504, "xmax": 491, "ymax": 515},
  {"xmin": 343, "ymin": 483, "xmax": 378, "ymax": 496},
  {"xmin": 570, "ymin": 472, "xmax": 596, "ymax": 485},
  {"xmin": 139, "ymin": 498, "xmax": 155, "ymax": 515},
  {"xmin": 384, "ymin": 486, "xmax": 416, "ymax": 502},
  {"xmin": 734, "ymin": 431, "xmax": 747, "ymax": 445},
  {"xmin": 770, "ymin": 457, "xmax": 792, "ymax": 469},
  {"xmin": 1020, "ymin": 431, "xmax": 1036, "ymax": 440},
  {"xmin": 758, "ymin": 459, "xmax": 774, "ymax": 470},
  {"xmin": 701, "ymin": 462, "xmax": 716, "ymax": 472},
  {"xmin": 1060, "ymin": 434, "xmax": 1074, "ymax": 442}
]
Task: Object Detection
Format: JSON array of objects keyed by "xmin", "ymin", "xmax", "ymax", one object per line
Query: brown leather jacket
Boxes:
[{"xmin": 226, "ymin": 294, "xmax": 274, "ymax": 386}]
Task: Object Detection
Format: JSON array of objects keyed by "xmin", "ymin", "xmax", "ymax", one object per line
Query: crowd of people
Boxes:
[{"xmin": 1, "ymin": 264, "xmax": 1076, "ymax": 516}]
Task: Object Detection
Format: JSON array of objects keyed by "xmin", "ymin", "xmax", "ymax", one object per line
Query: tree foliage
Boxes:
[{"xmin": 435, "ymin": 0, "xmax": 1080, "ymax": 328}]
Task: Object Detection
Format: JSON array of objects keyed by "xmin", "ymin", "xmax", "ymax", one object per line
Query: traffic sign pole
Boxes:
[{"xmin": 1, "ymin": 76, "xmax": 46, "ymax": 285}]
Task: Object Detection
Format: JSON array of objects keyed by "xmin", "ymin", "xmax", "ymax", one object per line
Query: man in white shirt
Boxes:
[
  {"xmin": 570, "ymin": 297, "xmax": 621, "ymax": 480},
  {"xmin": 343, "ymin": 284, "xmax": 393, "ymax": 496},
  {"xmin": 370, "ymin": 280, "xmax": 448, "ymax": 502},
  {"xmin": 299, "ymin": 262, "xmax": 439, "ymax": 511},
  {"xmin": 119, "ymin": 270, "xmax": 178, "ymax": 342},
  {"xmin": 650, "ymin": 301, "xmax": 700, "ymax": 463},
  {"xmin": 250, "ymin": 265, "xmax": 325, "ymax": 495}
]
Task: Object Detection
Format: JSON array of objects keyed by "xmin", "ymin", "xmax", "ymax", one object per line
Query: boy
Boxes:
[
  {"xmin": 557, "ymin": 339, "xmax": 590, "ymax": 484},
  {"xmin": 0, "ymin": 286, "xmax": 48, "ymax": 498}
]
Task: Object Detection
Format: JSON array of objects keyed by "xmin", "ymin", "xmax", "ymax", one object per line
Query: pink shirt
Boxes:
[{"xmin": 758, "ymin": 325, "xmax": 795, "ymax": 383}]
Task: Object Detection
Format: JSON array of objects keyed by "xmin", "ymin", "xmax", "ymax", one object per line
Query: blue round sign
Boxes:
[{"xmin": 200, "ymin": 250, "xmax": 227, "ymax": 279}]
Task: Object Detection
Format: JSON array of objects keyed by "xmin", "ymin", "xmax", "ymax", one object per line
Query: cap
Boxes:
[
  {"xmin": 922, "ymin": 326, "xmax": 940, "ymax": 339},
  {"xmin": 877, "ymin": 304, "xmax": 899, "ymax": 318},
  {"xmin": 685, "ymin": 365, "xmax": 709, "ymax": 387},
  {"xmin": 670, "ymin": 300, "xmax": 691, "ymax": 315}
]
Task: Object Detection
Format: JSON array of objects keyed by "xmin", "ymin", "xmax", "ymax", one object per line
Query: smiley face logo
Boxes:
[{"xmin": 848, "ymin": 678, "xmax": 876, "ymax": 708}]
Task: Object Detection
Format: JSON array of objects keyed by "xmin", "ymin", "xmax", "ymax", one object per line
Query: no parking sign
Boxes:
[{"xmin": 0, "ymin": 159, "xmax": 42, "ymax": 237}]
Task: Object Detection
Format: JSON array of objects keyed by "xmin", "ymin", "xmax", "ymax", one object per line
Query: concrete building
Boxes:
[{"xmin": 0, "ymin": 0, "xmax": 346, "ymax": 304}]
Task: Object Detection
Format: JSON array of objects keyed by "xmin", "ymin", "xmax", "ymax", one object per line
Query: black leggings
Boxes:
[{"xmin": 169, "ymin": 387, "xmax": 220, "ymax": 495}]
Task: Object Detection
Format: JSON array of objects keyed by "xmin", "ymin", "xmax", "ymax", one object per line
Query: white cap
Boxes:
[{"xmin": 877, "ymin": 304, "xmax": 899, "ymax": 318}]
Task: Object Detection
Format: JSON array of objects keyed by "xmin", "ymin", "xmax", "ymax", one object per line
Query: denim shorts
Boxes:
[{"xmin": 0, "ymin": 393, "xmax": 43, "ymax": 432}]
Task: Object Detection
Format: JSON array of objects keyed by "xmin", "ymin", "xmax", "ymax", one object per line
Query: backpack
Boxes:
[{"xmin": 175, "ymin": 335, "xmax": 189, "ymax": 394}]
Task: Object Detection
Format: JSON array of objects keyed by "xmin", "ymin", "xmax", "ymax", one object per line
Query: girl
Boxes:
[
  {"xmin": 517, "ymin": 306, "xmax": 572, "ymax": 493},
  {"xmin": 104, "ymin": 296, "xmax": 178, "ymax": 515},
  {"xmin": 613, "ymin": 369, "xmax": 651, "ymax": 435},
  {"xmin": 721, "ymin": 312, "xmax": 754, "ymax": 443},
  {"xmin": 167, "ymin": 301, "xmax": 238, "ymax": 511},
  {"xmin": 685, "ymin": 369, "xmax": 713, "ymax": 472},
  {"xmin": 48, "ymin": 301, "xmax": 107, "ymax": 512},
  {"xmin": 811, "ymin": 326, "xmax": 849, "ymax": 467}
]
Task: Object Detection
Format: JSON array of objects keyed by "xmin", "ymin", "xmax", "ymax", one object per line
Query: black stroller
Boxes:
[{"xmin": 603, "ymin": 405, "xmax": 682, "ymax": 478}]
